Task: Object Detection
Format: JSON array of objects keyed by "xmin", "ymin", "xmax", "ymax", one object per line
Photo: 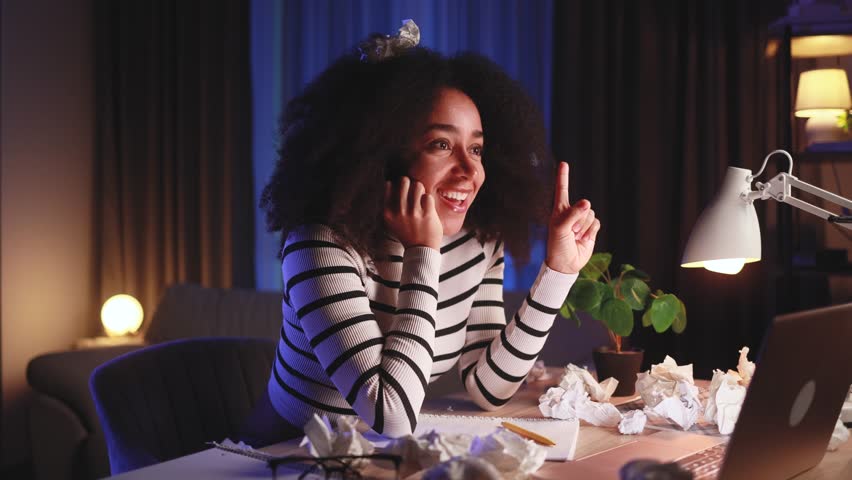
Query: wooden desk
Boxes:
[{"xmin": 110, "ymin": 376, "xmax": 852, "ymax": 479}]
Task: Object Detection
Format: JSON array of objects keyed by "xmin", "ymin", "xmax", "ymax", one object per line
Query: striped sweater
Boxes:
[{"xmin": 268, "ymin": 224, "xmax": 577, "ymax": 437}]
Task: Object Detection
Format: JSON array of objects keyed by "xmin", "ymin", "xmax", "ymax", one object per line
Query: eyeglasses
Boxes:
[
  {"xmin": 267, "ymin": 453, "xmax": 402, "ymax": 480},
  {"xmin": 209, "ymin": 441, "xmax": 402, "ymax": 479}
]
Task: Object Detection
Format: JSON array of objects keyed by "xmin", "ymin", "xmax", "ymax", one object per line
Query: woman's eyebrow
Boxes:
[{"xmin": 424, "ymin": 123, "xmax": 484, "ymax": 138}]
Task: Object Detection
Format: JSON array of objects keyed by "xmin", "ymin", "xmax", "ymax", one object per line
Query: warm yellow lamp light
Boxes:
[
  {"xmin": 101, "ymin": 294, "xmax": 144, "ymax": 337},
  {"xmin": 795, "ymin": 68, "xmax": 851, "ymax": 118},
  {"xmin": 791, "ymin": 35, "xmax": 852, "ymax": 58},
  {"xmin": 794, "ymin": 69, "xmax": 851, "ymax": 145}
]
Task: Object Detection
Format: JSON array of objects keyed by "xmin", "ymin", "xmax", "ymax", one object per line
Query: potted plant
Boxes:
[{"xmin": 559, "ymin": 253, "xmax": 687, "ymax": 396}]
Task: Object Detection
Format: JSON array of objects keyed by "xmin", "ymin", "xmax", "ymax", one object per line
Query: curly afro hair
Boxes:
[{"xmin": 260, "ymin": 46, "xmax": 554, "ymax": 261}]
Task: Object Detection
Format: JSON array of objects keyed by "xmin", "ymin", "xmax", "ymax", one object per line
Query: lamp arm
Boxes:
[{"xmin": 748, "ymin": 172, "xmax": 852, "ymax": 231}]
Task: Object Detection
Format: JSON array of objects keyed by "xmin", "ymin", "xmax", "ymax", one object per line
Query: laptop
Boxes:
[
  {"xmin": 678, "ymin": 302, "xmax": 852, "ymax": 479},
  {"xmin": 566, "ymin": 302, "xmax": 852, "ymax": 479}
]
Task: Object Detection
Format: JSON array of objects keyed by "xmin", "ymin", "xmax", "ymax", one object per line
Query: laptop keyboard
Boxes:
[{"xmin": 676, "ymin": 442, "xmax": 727, "ymax": 479}]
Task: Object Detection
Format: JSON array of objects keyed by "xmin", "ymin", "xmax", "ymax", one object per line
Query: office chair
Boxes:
[{"xmin": 90, "ymin": 337, "xmax": 276, "ymax": 474}]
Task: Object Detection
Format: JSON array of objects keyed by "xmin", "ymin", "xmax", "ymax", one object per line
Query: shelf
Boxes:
[{"xmin": 796, "ymin": 144, "xmax": 852, "ymax": 162}]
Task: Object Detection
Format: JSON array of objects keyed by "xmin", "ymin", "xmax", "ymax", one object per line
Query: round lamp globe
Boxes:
[{"xmin": 101, "ymin": 294, "xmax": 144, "ymax": 337}]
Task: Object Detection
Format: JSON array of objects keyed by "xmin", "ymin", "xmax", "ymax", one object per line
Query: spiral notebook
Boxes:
[{"xmin": 370, "ymin": 414, "xmax": 580, "ymax": 461}]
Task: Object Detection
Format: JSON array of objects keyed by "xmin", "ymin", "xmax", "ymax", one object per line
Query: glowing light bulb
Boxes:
[
  {"xmin": 101, "ymin": 294, "xmax": 144, "ymax": 337},
  {"xmin": 703, "ymin": 259, "xmax": 746, "ymax": 275}
]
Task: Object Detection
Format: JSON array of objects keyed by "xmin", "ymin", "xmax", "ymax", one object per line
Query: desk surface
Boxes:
[{"xmin": 110, "ymin": 376, "xmax": 852, "ymax": 479}]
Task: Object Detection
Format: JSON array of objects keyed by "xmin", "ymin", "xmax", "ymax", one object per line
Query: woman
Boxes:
[{"xmin": 254, "ymin": 24, "xmax": 600, "ymax": 440}]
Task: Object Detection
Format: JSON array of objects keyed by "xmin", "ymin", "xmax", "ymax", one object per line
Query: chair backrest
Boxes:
[
  {"xmin": 145, "ymin": 283, "xmax": 283, "ymax": 343},
  {"xmin": 90, "ymin": 337, "xmax": 276, "ymax": 474}
]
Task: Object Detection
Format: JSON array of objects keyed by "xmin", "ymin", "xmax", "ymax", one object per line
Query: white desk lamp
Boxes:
[{"xmin": 681, "ymin": 149, "xmax": 852, "ymax": 275}]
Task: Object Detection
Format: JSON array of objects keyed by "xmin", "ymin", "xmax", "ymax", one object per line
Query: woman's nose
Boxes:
[{"xmin": 452, "ymin": 148, "xmax": 479, "ymax": 178}]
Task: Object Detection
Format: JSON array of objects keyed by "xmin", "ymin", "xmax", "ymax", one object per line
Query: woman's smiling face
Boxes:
[{"xmin": 407, "ymin": 87, "xmax": 486, "ymax": 236}]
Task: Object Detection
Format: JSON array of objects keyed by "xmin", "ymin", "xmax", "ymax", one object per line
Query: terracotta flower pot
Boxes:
[{"xmin": 592, "ymin": 347, "xmax": 644, "ymax": 396}]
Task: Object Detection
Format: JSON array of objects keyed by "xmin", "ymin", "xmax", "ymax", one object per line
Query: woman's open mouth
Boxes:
[{"xmin": 437, "ymin": 189, "xmax": 472, "ymax": 213}]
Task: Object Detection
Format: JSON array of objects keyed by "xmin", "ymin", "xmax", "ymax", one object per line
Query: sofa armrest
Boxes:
[
  {"xmin": 27, "ymin": 345, "xmax": 145, "ymax": 432},
  {"xmin": 29, "ymin": 393, "xmax": 88, "ymax": 480}
]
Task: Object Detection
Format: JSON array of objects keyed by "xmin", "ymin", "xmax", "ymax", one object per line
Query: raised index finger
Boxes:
[{"xmin": 554, "ymin": 161, "xmax": 571, "ymax": 209}]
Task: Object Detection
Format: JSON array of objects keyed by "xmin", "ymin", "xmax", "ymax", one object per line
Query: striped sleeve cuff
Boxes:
[
  {"xmin": 528, "ymin": 264, "xmax": 578, "ymax": 313},
  {"xmin": 401, "ymin": 246, "xmax": 442, "ymax": 289}
]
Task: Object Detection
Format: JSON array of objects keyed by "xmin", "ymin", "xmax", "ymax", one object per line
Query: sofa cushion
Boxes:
[{"xmin": 145, "ymin": 284, "xmax": 283, "ymax": 343}]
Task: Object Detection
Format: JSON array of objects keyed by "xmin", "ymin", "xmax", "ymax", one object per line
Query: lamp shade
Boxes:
[
  {"xmin": 681, "ymin": 167, "xmax": 761, "ymax": 275},
  {"xmin": 795, "ymin": 68, "xmax": 852, "ymax": 118},
  {"xmin": 101, "ymin": 294, "xmax": 144, "ymax": 337},
  {"xmin": 791, "ymin": 35, "xmax": 852, "ymax": 58}
]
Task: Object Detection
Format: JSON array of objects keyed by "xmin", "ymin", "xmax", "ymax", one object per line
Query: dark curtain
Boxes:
[
  {"xmin": 552, "ymin": 0, "xmax": 788, "ymax": 377},
  {"xmin": 94, "ymin": 0, "xmax": 254, "ymax": 326}
]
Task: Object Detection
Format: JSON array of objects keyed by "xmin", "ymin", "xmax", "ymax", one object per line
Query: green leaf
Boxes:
[
  {"xmin": 566, "ymin": 279, "xmax": 603, "ymax": 312},
  {"xmin": 600, "ymin": 298, "xmax": 633, "ymax": 337},
  {"xmin": 620, "ymin": 278, "xmax": 650, "ymax": 311},
  {"xmin": 560, "ymin": 303, "xmax": 583, "ymax": 327},
  {"xmin": 584, "ymin": 283, "xmax": 611, "ymax": 321},
  {"xmin": 599, "ymin": 282, "xmax": 614, "ymax": 302},
  {"xmin": 649, "ymin": 294, "xmax": 679, "ymax": 333},
  {"xmin": 620, "ymin": 264, "xmax": 635, "ymax": 273},
  {"xmin": 622, "ymin": 268, "xmax": 651, "ymax": 281},
  {"xmin": 580, "ymin": 253, "xmax": 612, "ymax": 281},
  {"xmin": 587, "ymin": 304, "xmax": 602, "ymax": 320},
  {"xmin": 642, "ymin": 308, "xmax": 653, "ymax": 327},
  {"xmin": 672, "ymin": 297, "xmax": 687, "ymax": 334}
]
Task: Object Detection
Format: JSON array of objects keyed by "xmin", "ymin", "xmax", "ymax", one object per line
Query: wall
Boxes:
[{"xmin": 0, "ymin": 0, "xmax": 95, "ymax": 468}]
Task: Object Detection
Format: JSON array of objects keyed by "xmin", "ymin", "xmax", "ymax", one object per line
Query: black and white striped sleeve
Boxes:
[
  {"xmin": 282, "ymin": 228, "xmax": 440, "ymax": 436},
  {"xmin": 459, "ymin": 240, "xmax": 577, "ymax": 411}
]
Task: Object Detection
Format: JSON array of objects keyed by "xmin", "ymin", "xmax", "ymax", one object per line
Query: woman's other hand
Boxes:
[
  {"xmin": 545, "ymin": 162, "xmax": 601, "ymax": 274},
  {"xmin": 384, "ymin": 177, "xmax": 443, "ymax": 250}
]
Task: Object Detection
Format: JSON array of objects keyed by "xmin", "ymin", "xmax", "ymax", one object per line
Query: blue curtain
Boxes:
[{"xmin": 252, "ymin": 0, "xmax": 553, "ymax": 291}]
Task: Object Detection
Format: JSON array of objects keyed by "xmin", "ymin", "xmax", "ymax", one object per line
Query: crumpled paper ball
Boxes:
[
  {"xmin": 422, "ymin": 456, "xmax": 502, "ymax": 480},
  {"xmin": 736, "ymin": 347, "xmax": 755, "ymax": 385},
  {"xmin": 618, "ymin": 410, "xmax": 647, "ymax": 435},
  {"xmin": 636, "ymin": 356, "xmax": 702, "ymax": 431},
  {"xmin": 577, "ymin": 400, "xmax": 623, "ymax": 428},
  {"xmin": 635, "ymin": 356, "xmax": 694, "ymax": 408},
  {"xmin": 539, "ymin": 374, "xmax": 623, "ymax": 427},
  {"xmin": 469, "ymin": 428, "xmax": 547, "ymax": 480},
  {"xmin": 299, "ymin": 414, "xmax": 374, "ymax": 466},
  {"xmin": 703, "ymin": 347, "xmax": 754, "ymax": 434},
  {"xmin": 388, "ymin": 430, "xmax": 473, "ymax": 477},
  {"xmin": 559, "ymin": 363, "xmax": 619, "ymax": 403},
  {"xmin": 703, "ymin": 370, "xmax": 747, "ymax": 434},
  {"xmin": 538, "ymin": 383, "xmax": 588, "ymax": 420}
]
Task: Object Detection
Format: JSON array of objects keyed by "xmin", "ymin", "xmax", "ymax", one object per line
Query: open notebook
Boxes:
[{"xmin": 368, "ymin": 414, "xmax": 580, "ymax": 461}]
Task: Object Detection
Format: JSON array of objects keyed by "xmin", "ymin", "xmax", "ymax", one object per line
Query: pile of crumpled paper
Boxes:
[{"xmin": 299, "ymin": 414, "xmax": 547, "ymax": 480}]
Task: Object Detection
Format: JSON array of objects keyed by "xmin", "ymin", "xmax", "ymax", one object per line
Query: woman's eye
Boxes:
[
  {"xmin": 470, "ymin": 145, "xmax": 483, "ymax": 156},
  {"xmin": 432, "ymin": 140, "xmax": 450, "ymax": 150}
]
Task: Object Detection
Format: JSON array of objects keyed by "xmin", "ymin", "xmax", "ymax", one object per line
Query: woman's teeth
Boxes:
[{"xmin": 440, "ymin": 191, "xmax": 469, "ymax": 202}]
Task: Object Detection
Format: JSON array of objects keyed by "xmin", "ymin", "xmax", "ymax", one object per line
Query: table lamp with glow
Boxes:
[
  {"xmin": 101, "ymin": 294, "xmax": 144, "ymax": 337},
  {"xmin": 795, "ymin": 68, "xmax": 852, "ymax": 145},
  {"xmin": 681, "ymin": 150, "xmax": 852, "ymax": 275},
  {"xmin": 74, "ymin": 294, "xmax": 146, "ymax": 348}
]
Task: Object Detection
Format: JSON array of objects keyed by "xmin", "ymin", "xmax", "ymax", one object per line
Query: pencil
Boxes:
[{"xmin": 500, "ymin": 421, "xmax": 556, "ymax": 446}]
